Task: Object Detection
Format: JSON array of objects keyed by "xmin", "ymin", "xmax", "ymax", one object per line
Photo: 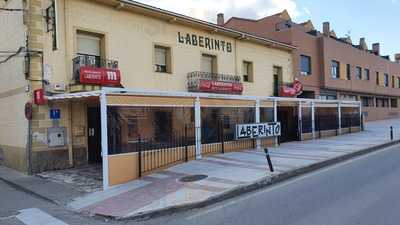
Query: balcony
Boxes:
[
  {"xmin": 187, "ymin": 71, "xmax": 243, "ymax": 95},
  {"xmin": 72, "ymin": 54, "xmax": 121, "ymax": 87}
]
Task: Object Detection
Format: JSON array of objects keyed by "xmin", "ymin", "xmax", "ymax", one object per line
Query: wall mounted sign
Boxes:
[
  {"xmin": 49, "ymin": 108, "xmax": 61, "ymax": 120},
  {"xmin": 178, "ymin": 32, "xmax": 232, "ymax": 53},
  {"xmin": 198, "ymin": 79, "xmax": 243, "ymax": 95},
  {"xmin": 79, "ymin": 66, "xmax": 121, "ymax": 86},
  {"xmin": 279, "ymin": 80, "xmax": 303, "ymax": 97},
  {"xmin": 33, "ymin": 89, "xmax": 47, "ymax": 105},
  {"xmin": 236, "ymin": 122, "xmax": 281, "ymax": 139}
]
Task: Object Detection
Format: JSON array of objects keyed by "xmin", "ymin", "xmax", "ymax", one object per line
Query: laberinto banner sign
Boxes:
[{"xmin": 236, "ymin": 122, "xmax": 281, "ymax": 139}]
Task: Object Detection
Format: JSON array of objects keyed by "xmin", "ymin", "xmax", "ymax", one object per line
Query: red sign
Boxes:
[
  {"xmin": 198, "ymin": 79, "xmax": 243, "ymax": 94},
  {"xmin": 34, "ymin": 89, "xmax": 47, "ymax": 105},
  {"xmin": 279, "ymin": 80, "xmax": 303, "ymax": 97},
  {"xmin": 79, "ymin": 66, "xmax": 121, "ymax": 86}
]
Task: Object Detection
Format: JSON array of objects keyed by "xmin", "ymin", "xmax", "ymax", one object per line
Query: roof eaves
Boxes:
[{"xmin": 118, "ymin": 0, "xmax": 296, "ymax": 51}]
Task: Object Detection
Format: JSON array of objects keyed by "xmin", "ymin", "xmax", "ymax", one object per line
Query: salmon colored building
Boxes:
[{"xmin": 222, "ymin": 10, "xmax": 400, "ymax": 121}]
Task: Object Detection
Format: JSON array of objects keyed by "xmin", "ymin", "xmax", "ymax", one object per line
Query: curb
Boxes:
[
  {"xmin": 0, "ymin": 176, "xmax": 59, "ymax": 205},
  {"xmin": 116, "ymin": 139, "xmax": 400, "ymax": 221}
]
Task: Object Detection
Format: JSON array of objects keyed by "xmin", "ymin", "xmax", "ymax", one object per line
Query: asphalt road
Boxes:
[
  {"xmin": 1, "ymin": 144, "xmax": 400, "ymax": 225},
  {"xmin": 146, "ymin": 143, "xmax": 400, "ymax": 225},
  {"xmin": 0, "ymin": 180, "xmax": 118, "ymax": 225}
]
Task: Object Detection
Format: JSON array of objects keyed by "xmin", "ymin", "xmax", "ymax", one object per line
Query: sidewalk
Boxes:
[
  {"xmin": 66, "ymin": 118, "xmax": 400, "ymax": 220},
  {"xmin": 0, "ymin": 165, "xmax": 84, "ymax": 205}
]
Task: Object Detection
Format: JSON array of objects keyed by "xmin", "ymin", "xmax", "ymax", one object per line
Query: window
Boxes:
[
  {"xmin": 331, "ymin": 60, "xmax": 340, "ymax": 79},
  {"xmin": 392, "ymin": 76, "xmax": 396, "ymax": 88},
  {"xmin": 376, "ymin": 72, "xmax": 379, "ymax": 85},
  {"xmin": 77, "ymin": 32, "xmax": 102, "ymax": 67},
  {"xmin": 346, "ymin": 64, "xmax": 351, "ymax": 80},
  {"xmin": 398, "ymin": 77, "xmax": 400, "ymax": 88},
  {"xmin": 154, "ymin": 45, "xmax": 171, "ymax": 73},
  {"xmin": 361, "ymin": 96, "xmax": 374, "ymax": 107},
  {"xmin": 201, "ymin": 54, "xmax": 216, "ymax": 73},
  {"xmin": 319, "ymin": 95, "xmax": 337, "ymax": 100},
  {"xmin": 300, "ymin": 55, "xmax": 311, "ymax": 75},
  {"xmin": 355, "ymin": 66, "xmax": 362, "ymax": 80},
  {"xmin": 242, "ymin": 61, "xmax": 253, "ymax": 82},
  {"xmin": 364, "ymin": 68, "xmax": 370, "ymax": 80},
  {"xmin": 340, "ymin": 94, "xmax": 357, "ymax": 101},
  {"xmin": 384, "ymin": 73, "xmax": 389, "ymax": 87},
  {"xmin": 391, "ymin": 99, "xmax": 398, "ymax": 108},
  {"xmin": 376, "ymin": 98, "xmax": 389, "ymax": 107}
]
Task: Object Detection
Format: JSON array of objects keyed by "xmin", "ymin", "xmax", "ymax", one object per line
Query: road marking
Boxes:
[
  {"xmin": 186, "ymin": 144, "xmax": 397, "ymax": 221},
  {"xmin": 16, "ymin": 208, "xmax": 68, "ymax": 225}
]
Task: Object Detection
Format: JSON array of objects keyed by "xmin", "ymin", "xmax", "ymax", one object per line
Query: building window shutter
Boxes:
[
  {"xmin": 77, "ymin": 33, "xmax": 101, "ymax": 56},
  {"xmin": 201, "ymin": 55, "xmax": 214, "ymax": 73}
]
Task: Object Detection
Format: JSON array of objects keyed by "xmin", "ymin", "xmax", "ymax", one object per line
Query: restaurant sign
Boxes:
[
  {"xmin": 236, "ymin": 122, "xmax": 281, "ymax": 139},
  {"xmin": 79, "ymin": 66, "xmax": 121, "ymax": 86},
  {"xmin": 198, "ymin": 79, "xmax": 243, "ymax": 95},
  {"xmin": 178, "ymin": 32, "xmax": 232, "ymax": 53}
]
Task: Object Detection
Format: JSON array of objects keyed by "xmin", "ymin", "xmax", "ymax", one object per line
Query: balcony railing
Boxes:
[
  {"xmin": 187, "ymin": 71, "xmax": 243, "ymax": 95},
  {"xmin": 72, "ymin": 54, "xmax": 118, "ymax": 80}
]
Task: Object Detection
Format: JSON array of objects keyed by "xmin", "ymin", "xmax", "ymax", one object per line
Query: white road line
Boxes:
[
  {"xmin": 186, "ymin": 144, "xmax": 396, "ymax": 221},
  {"xmin": 16, "ymin": 208, "xmax": 68, "ymax": 225}
]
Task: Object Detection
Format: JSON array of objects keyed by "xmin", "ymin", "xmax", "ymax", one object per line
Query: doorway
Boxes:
[
  {"xmin": 87, "ymin": 107, "xmax": 102, "ymax": 164},
  {"xmin": 277, "ymin": 106, "xmax": 299, "ymax": 143}
]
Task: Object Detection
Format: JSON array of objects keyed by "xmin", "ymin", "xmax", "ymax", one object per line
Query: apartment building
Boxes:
[{"xmin": 223, "ymin": 10, "xmax": 400, "ymax": 121}]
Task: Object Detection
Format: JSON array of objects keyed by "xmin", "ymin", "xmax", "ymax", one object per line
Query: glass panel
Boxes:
[
  {"xmin": 301, "ymin": 107, "xmax": 312, "ymax": 133},
  {"xmin": 107, "ymin": 106, "xmax": 194, "ymax": 155},
  {"xmin": 315, "ymin": 107, "xmax": 339, "ymax": 131},
  {"xmin": 260, "ymin": 107, "xmax": 274, "ymax": 122},
  {"xmin": 341, "ymin": 107, "xmax": 360, "ymax": 128},
  {"xmin": 201, "ymin": 107, "xmax": 255, "ymax": 144}
]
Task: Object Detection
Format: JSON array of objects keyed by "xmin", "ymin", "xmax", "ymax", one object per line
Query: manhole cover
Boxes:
[{"xmin": 179, "ymin": 174, "xmax": 208, "ymax": 182}]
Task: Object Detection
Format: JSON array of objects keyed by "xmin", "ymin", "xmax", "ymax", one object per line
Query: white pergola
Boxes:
[{"xmin": 48, "ymin": 87, "xmax": 362, "ymax": 190}]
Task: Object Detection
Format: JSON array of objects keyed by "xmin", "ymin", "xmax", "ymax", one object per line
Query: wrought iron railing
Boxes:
[
  {"xmin": 72, "ymin": 54, "xmax": 118, "ymax": 80},
  {"xmin": 187, "ymin": 71, "xmax": 242, "ymax": 92}
]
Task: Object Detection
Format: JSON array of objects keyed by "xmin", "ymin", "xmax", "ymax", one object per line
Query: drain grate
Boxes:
[{"xmin": 179, "ymin": 174, "xmax": 208, "ymax": 183}]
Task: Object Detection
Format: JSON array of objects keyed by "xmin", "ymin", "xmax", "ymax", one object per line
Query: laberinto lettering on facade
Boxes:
[
  {"xmin": 236, "ymin": 122, "xmax": 281, "ymax": 139},
  {"xmin": 178, "ymin": 32, "xmax": 233, "ymax": 53}
]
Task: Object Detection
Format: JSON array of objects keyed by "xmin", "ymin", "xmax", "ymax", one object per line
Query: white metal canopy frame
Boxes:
[{"xmin": 47, "ymin": 88, "xmax": 362, "ymax": 190}]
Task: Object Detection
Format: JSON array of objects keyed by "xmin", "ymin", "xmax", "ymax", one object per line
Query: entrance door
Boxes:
[
  {"xmin": 277, "ymin": 106, "xmax": 299, "ymax": 143},
  {"xmin": 87, "ymin": 107, "xmax": 102, "ymax": 164}
]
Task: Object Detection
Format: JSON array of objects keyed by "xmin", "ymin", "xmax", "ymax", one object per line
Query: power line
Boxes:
[{"xmin": 0, "ymin": 47, "xmax": 24, "ymax": 64}]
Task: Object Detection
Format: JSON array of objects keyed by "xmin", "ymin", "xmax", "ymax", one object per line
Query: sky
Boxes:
[{"xmin": 135, "ymin": 0, "xmax": 400, "ymax": 58}]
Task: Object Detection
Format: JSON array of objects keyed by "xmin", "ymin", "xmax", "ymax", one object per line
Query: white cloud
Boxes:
[{"xmin": 135, "ymin": 0, "xmax": 303, "ymax": 22}]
